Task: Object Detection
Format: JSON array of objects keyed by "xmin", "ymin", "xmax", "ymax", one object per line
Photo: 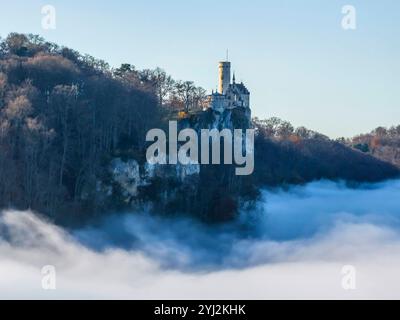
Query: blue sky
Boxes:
[{"xmin": 1, "ymin": 0, "xmax": 399, "ymax": 138}]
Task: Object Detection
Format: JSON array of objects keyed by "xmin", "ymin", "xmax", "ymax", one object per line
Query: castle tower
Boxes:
[{"xmin": 218, "ymin": 61, "xmax": 231, "ymax": 95}]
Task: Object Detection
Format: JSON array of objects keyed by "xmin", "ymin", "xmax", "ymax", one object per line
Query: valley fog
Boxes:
[{"xmin": 1, "ymin": 179, "xmax": 400, "ymax": 299}]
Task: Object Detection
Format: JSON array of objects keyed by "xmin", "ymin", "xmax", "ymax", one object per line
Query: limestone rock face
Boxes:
[
  {"xmin": 107, "ymin": 107, "xmax": 252, "ymax": 216},
  {"xmin": 110, "ymin": 158, "xmax": 141, "ymax": 198}
]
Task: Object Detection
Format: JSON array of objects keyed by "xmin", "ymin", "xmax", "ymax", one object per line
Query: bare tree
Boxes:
[
  {"xmin": 50, "ymin": 85, "xmax": 78, "ymax": 186},
  {"xmin": 193, "ymin": 86, "xmax": 207, "ymax": 110},
  {"xmin": 175, "ymin": 80, "xmax": 196, "ymax": 112},
  {"xmin": 152, "ymin": 68, "xmax": 175, "ymax": 107}
]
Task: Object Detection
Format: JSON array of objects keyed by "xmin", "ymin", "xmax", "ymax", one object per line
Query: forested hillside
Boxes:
[
  {"xmin": 345, "ymin": 126, "xmax": 400, "ymax": 168},
  {"xmin": 0, "ymin": 33, "xmax": 398, "ymax": 225},
  {"xmin": 253, "ymin": 118, "xmax": 400, "ymax": 185},
  {"xmin": 0, "ymin": 33, "xmax": 166, "ymax": 219}
]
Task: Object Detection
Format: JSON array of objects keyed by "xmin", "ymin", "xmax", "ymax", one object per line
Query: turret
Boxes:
[{"xmin": 218, "ymin": 61, "xmax": 231, "ymax": 95}]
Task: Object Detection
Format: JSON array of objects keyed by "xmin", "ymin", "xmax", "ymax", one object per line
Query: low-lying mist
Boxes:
[{"xmin": 1, "ymin": 179, "xmax": 400, "ymax": 299}]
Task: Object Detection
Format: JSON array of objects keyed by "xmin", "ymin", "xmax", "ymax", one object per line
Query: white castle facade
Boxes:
[{"xmin": 208, "ymin": 61, "xmax": 250, "ymax": 114}]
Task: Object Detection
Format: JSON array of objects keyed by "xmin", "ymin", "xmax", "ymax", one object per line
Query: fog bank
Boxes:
[{"xmin": 1, "ymin": 180, "xmax": 400, "ymax": 299}]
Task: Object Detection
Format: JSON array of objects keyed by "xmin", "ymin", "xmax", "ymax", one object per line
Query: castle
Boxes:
[{"xmin": 208, "ymin": 61, "xmax": 251, "ymax": 115}]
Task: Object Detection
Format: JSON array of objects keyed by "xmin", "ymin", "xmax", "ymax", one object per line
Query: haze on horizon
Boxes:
[{"xmin": 1, "ymin": 0, "xmax": 399, "ymax": 138}]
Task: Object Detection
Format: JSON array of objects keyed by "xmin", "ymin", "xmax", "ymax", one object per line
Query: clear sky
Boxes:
[{"xmin": 1, "ymin": 0, "xmax": 399, "ymax": 138}]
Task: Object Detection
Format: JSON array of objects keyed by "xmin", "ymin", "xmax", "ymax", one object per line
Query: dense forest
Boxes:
[
  {"xmin": 252, "ymin": 118, "xmax": 399, "ymax": 185},
  {"xmin": 0, "ymin": 33, "xmax": 210, "ymax": 223},
  {"xmin": 0, "ymin": 33, "xmax": 398, "ymax": 225}
]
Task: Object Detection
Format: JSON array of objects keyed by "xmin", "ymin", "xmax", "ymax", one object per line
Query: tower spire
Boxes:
[{"xmin": 233, "ymin": 72, "xmax": 236, "ymax": 83}]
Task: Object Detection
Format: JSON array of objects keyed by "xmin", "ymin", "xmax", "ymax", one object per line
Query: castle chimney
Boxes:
[{"xmin": 218, "ymin": 61, "xmax": 231, "ymax": 95}]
